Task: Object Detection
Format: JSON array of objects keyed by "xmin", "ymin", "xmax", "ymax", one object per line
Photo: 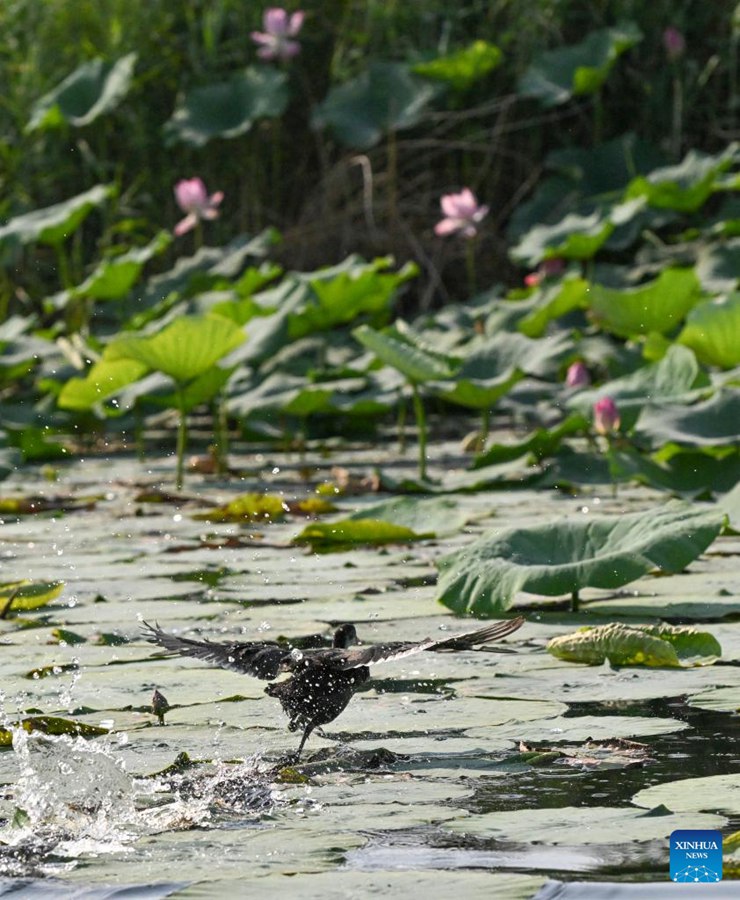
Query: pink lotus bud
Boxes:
[
  {"xmin": 566, "ymin": 361, "xmax": 590, "ymax": 389},
  {"xmin": 593, "ymin": 397, "xmax": 621, "ymax": 435},
  {"xmin": 663, "ymin": 27, "xmax": 685, "ymax": 62}
]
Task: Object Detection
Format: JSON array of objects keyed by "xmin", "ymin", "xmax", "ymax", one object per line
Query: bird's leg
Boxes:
[{"xmin": 294, "ymin": 721, "xmax": 316, "ymax": 759}]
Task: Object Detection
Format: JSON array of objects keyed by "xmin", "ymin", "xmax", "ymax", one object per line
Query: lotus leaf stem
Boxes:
[{"xmin": 411, "ymin": 382, "xmax": 427, "ymax": 481}]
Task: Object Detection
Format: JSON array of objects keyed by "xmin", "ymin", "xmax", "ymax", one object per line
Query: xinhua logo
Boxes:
[{"xmin": 670, "ymin": 829, "xmax": 723, "ymax": 883}]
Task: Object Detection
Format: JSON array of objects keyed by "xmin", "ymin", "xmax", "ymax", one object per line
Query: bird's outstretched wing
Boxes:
[
  {"xmin": 142, "ymin": 621, "xmax": 290, "ymax": 680},
  {"xmin": 333, "ymin": 616, "xmax": 525, "ymax": 669}
]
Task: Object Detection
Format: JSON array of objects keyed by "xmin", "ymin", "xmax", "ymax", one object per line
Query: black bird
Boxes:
[{"xmin": 142, "ymin": 617, "xmax": 525, "ymax": 759}]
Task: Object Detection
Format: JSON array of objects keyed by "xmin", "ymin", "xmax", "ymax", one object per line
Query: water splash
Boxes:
[{"xmin": 0, "ymin": 729, "xmax": 281, "ymax": 876}]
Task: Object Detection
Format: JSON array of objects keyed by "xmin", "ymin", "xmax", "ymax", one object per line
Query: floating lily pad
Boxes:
[
  {"xmin": 632, "ymin": 773, "xmax": 740, "ymax": 815},
  {"xmin": 686, "ymin": 685, "xmax": 740, "ymax": 713},
  {"xmin": 0, "ymin": 716, "xmax": 108, "ymax": 745},
  {"xmin": 0, "ymin": 579, "xmax": 64, "ymax": 614},
  {"xmin": 443, "ymin": 804, "xmax": 724, "ymax": 843},
  {"xmin": 293, "ymin": 519, "xmax": 426, "ymax": 552},
  {"xmin": 437, "ymin": 502, "xmax": 725, "ymax": 615},
  {"xmin": 547, "ymin": 623, "xmax": 721, "ymax": 668},
  {"xmin": 346, "ymin": 497, "xmax": 473, "ymax": 538},
  {"xmin": 192, "ymin": 493, "xmax": 289, "ymax": 524}
]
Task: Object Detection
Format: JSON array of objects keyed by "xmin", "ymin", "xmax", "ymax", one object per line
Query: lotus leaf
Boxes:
[
  {"xmin": 164, "ymin": 67, "xmax": 288, "ymax": 146},
  {"xmin": 518, "ymin": 22, "xmax": 642, "ymax": 107},
  {"xmin": 413, "ymin": 41, "xmax": 502, "ymax": 92},
  {"xmin": 0, "ymin": 184, "xmax": 114, "ymax": 250},
  {"xmin": 313, "ymin": 62, "xmax": 439, "ymax": 149},
  {"xmin": 437, "ymin": 502, "xmax": 725, "ymax": 615},
  {"xmin": 547, "ymin": 622, "xmax": 721, "ymax": 667},
  {"xmin": 346, "ymin": 496, "xmax": 472, "ymax": 537},
  {"xmin": 192, "ymin": 493, "xmax": 289, "ymax": 524},
  {"xmin": 678, "ymin": 293, "xmax": 740, "ymax": 369},
  {"xmin": 58, "ymin": 358, "xmax": 148, "ymax": 411},
  {"xmin": 353, "ymin": 324, "xmax": 455, "ymax": 383},
  {"xmin": 293, "ymin": 519, "xmax": 427, "ymax": 552},
  {"xmin": 27, "ymin": 53, "xmax": 137, "ymax": 130},
  {"xmin": 589, "ymin": 268, "xmax": 701, "ymax": 337},
  {"xmin": 107, "ymin": 315, "xmax": 244, "ymax": 385},
  {"xmin": 0, "ymin": 579, "xmax": 64, "ymax": 613}
]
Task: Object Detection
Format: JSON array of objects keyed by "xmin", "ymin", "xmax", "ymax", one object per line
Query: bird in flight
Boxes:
[{"xmin": 142, "ymin": 617, "xmax": 525, "ymax": 760}]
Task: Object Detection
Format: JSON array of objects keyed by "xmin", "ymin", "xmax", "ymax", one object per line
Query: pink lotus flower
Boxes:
[
  {"xmin": 663, "ymin": 27, "xmax": 685, "ymax": 62},
  {"xmin": 173, "ymin": 178, "xmax": 224, "ymax": 237},
  {"xmin": 251, "ymin": 8, "xmax": 304, "ymax": 61},
  {"xmin": 566, "ymin": 361, "xmax": 590, "ymax": 389},
  {"xmin": 593, "ymin": 397, "xmax": 621, "ymax": 435},
  {"xmin": 434, "ymin": 188, "xmax": 489, "ymax": 239}
]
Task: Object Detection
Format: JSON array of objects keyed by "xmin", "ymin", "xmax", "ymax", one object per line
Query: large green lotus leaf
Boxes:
[
  {"xmin": 75, "ymin": 231, "xmax": 172, "ymax": 300},
  {"xmin": 678, "ymin": 293, "xmax": 740, "ymax": 369},
  {"xmin": 346, "ymin": 497, "xmax": 472, "ymax": 537},
  {"xmin": 508, "ymin": 134, "xmax": 664, "ymax": 243},
  {"xmin": 432, "ymin": 368, "xmax": 523, "ymax": 410},
  {"xmin": 290, "ymin": 260, "xmax": 417, "ymax": 340},
  {"xmin": 510, "ymin": 211, "xmax": 613, "ymax": 267},
  {"xmin": 607, "ymin": 444, "xmax": 740, "ymax": 496},
  {"xmin": 292, "ymin": 519, "xmax": 426, "ymax": 552},
  {"xmin": 633, "ymin": 773, "xmax": 740, "ymax": 816},
  {"xmin": 353, "ymin": 323, "xmax": 455, "ymax": 383},
  {"xmin": 636, "ymin": 390, "xmax": 740, "ymax": 448},
  {"xmin": 412, "ymin": 41, "xmax": 502, "ymax": 92},
  {"xmin": 27, "ymin": 53, "xmax": 137, "ymax": 131},
  {"xmin": 518, "ymin": 277, "xmax": 590, "ymax": 337},
  {"xmin": 58, "ymin": 358, "xmax": 148, "ymax": 411},
  {"xmin": 107, "ymin": 315, "xmax": 244, "ymax": 385},
  {"xmin": 454, "ymin": 330, "xmax": 570, "ymax": 380},
  {"xmin": 696, "ymin": 238, "xmax": 740, "ymax": 293},
  {"xmin": 164, "ymin": 67, "xmax": 288, "ymax": 147},
  {"xmin": 0, "ymin": 184, "xmax": 113, "ymax": 250},
  {"xmin": 443, "ymin": 805, "xmax": 724, "ymax": 844},
  {"xmin": 153, "ymin": 364, "xmax": 234, "ymax": 413},
  {"xmin": 518, "ymin": 22, "xmax": 642, "ymax": 107},
  {"xmin": 473, "ymin": 413, "xmax": 588, "ymax": 468},
  {"xmin": 548, "ymin": 623, "xmax": 721, "ymax": 668},
  {"xmin": 437, "ymin": 502, "xmax": 725, "ymax": 615},
  {"xmin": 312, "ymin": 62, "xmax": 439, "ymax": 149},
  {"xmin": 567, "ymin": 345, "xmax": 708, "ymax": 421},
  {"xmin": 626, "ymin": 145, "xmax": 739, "ymax": 212},
  {"xmin": 589, "ymin": 268, "xmax": 701, "ymax": 337}
]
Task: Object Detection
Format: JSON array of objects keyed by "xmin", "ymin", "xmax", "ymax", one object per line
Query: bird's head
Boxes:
[{"xmin": 333, "ymin": 623, "xmax": 358, "ymax": 648}]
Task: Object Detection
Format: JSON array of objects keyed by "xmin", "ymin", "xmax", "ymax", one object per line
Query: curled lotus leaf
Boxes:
[{"xmin": 548, "ymin": 622, "xmax": 721, "ymax": 668}]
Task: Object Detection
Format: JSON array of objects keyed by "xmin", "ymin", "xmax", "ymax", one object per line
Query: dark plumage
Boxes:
[{"xmin": 142, "ymin": 617, "xmax": 525, "ymax": 758}]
